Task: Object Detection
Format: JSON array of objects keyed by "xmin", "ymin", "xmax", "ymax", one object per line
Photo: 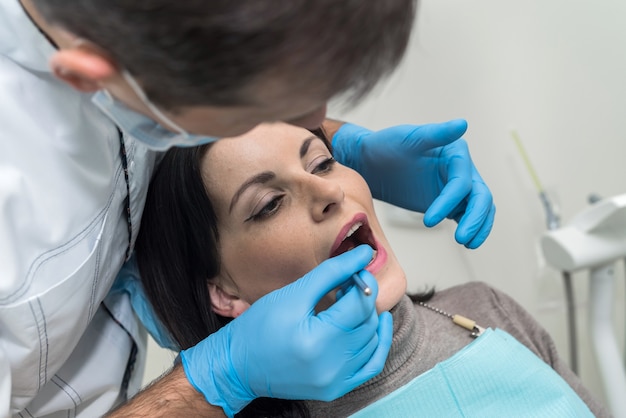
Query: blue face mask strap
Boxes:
[{"xmin": 121, "ymin": 70, "xmax": 189, "ymax": 138}]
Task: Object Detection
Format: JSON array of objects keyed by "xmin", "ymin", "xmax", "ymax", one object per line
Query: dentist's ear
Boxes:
[
  {"xmin": 49, "ymin": 47, "xmax": 116, "ymax": 92},
  {"xmin": 208, "ymin": 282, "xmax": 250, "ymax": 319}
]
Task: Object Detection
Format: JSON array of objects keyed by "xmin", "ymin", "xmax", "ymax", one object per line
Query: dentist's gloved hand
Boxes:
[
  {"xmin": 180, "ymin": 245, "xmax": 392, "ymax": 418},
  {"xmin": 332, "ymin": 119, "xmax": 496, "ymax": 249}
]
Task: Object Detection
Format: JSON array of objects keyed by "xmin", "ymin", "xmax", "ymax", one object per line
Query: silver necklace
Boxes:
[{"xmin": 418, "ymin": 302, "xmax": 486, "ymax": 338}]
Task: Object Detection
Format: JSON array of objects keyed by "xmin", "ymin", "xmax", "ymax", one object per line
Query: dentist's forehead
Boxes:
[
  {"xmin": 202, "ymin": 124, "xmax": 319, "ymax": 184},
  {"xmin": 215, "ymin": 123, "xmax": 314, "ymax": 151}
]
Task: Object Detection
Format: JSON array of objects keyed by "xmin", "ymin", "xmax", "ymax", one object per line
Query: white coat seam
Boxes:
[
  {"xmin": 51, "ymin": 375, "xmax": 80, "ymax": 418},
  {"xmin": 0, "ymin": 165, "xmax": 123, "ymax": 305},
  {"xmin": 28, "ymin": 299, "xmax": 48, "ymax": 390},
  {"xmin": 51, "ymin": 374, "xmax": 83, "ymax": 404}
]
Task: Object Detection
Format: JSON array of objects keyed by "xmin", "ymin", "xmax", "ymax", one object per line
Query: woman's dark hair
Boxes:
[
  {"xmin": 136, "ymin": 144, "xmax": 224, "ymax": 349},
  {"xmin": 34, "ymin": 0, "xmax": 417, "ymax": 110},
  {"xmin": 135, "ymin": 128, "xmax": 326, "ymax": 417}
]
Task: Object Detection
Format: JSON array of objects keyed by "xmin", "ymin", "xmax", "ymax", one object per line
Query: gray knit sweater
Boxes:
[{"xmin": 305, "ymin": 281, "xmax": 610, "ymax": 417}]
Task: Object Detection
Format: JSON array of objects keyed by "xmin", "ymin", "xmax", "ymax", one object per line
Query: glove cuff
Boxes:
[
  {"xmin": 331, "ymin": 123, "xmax": 372, "ymax": 173},
  {"xmin": 180, "ymin": 326, "xmax": 254, "ymax": 418}
]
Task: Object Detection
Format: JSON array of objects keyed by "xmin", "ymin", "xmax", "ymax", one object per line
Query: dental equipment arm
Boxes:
[
  {"xmin": 541, "ymin": 194, "xmax": 626, "ymax": 271},
  {"xmin": 510, "ymin": 130, "xmax": 582, "ymax": 373},
  {"xmin": 541, "ymin": 194, "xmax": 626, "ymax": 417},
  {"xmin": 329, "ymin": 119, "xmax": 495, "ymax": 249}
]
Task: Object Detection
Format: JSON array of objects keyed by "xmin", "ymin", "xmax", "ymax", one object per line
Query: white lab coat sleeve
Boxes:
[
  {"xmin": 0, "ymin": 2, "xmax": 157, "ymax": 415},
  {"xmin": 0, "ymin": 58, "xmax": 151, "ymax": 418}
]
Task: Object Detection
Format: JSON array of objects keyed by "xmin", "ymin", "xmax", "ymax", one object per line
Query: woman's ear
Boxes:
[
  {"xmin": 49, "ymin": 47, "xmax": 117, "ymax": 92},
  {"xmin": 207, "ymin": 282, "xmax": 250, "ymax": 318}
]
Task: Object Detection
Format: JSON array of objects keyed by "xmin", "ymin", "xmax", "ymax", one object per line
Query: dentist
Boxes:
[{"xmin": 0, "ymin": 1, "xmax": 495, "ymax": 417}]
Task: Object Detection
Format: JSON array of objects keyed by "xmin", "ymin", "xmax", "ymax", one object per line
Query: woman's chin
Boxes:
[{"xmin": 375, "ymin": 270, "xmax": 407, "ymax": 313}]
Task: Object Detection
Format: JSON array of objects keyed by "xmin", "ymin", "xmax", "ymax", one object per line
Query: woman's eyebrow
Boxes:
[
  {"xmin": 299, "ymin": 135, "xmax": 317, "ymax": 158},
  {"xmin": 229, "ymin": 171, "xmax": 275, "ymax": 214},
  {"xmin": 229, "ymin": 135, "xmax": 318, "ymax": 214}
]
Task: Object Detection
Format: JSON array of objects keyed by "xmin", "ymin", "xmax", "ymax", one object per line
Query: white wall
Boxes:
[
  {"xmin": 328, "ymin": 0, "xmax": 626, "ymax": 406},
  {"xmin": 144, "ymin": 0, "xmax": 626, "ymax": 407}
]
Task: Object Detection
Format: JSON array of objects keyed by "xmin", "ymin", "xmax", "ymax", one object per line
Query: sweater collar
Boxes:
[{"xmin": 365, "ymin": 295, "xmax": 423, "ymax": 386}]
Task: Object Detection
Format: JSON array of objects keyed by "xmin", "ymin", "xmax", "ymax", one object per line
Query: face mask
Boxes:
[{"xmin": 91, "ymin": 71, "xmax": 220, "ymax": 151}]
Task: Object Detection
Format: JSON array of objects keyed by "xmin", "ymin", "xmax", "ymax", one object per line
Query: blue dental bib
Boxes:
[{"xmin": 350, "ymin": 328, "xmax": 593, "ymax": 417}]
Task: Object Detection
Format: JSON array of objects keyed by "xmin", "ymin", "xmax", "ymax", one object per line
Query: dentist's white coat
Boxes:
[{"xmin": 0, "ymin": 1, "xmax": 157, "ymax": 416}]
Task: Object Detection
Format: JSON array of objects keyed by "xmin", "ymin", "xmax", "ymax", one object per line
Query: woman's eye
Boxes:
[
  {"xmin": 311, "ymin": 157, "xmax": 336, "ymax": 175},
  {"xmin": 248, "ymin": 195, "xmax": 284, "ymax": 222}
]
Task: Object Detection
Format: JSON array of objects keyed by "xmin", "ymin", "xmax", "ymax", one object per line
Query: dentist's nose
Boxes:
[{"xmin": 308, "ymin": 176, "xmax": 344, "ymax": 222}]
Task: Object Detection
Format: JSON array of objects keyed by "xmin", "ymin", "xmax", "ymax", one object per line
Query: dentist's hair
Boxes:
[{"xmin": 33, "ymin": 0, "xmax": 417, "ymax": 110}]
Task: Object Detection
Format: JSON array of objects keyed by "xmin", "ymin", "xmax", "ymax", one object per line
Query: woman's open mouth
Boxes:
[{"xmin": 329, "ymin": 214, "xmax": 387, "ymax": 274}]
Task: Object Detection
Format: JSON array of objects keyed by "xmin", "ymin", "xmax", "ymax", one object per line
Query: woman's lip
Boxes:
[
  {"xmin": 365, "ymin": 239, "xmax": 387, "ymax": 275},
  {"xmin": 329, "ymin": 213, "xmax": 369, "ymax": 257}
]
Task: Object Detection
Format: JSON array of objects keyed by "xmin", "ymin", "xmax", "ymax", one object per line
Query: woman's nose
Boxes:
[{"xmin": 308, "ymin": 176, "xmax": 344, "ymax": 222}]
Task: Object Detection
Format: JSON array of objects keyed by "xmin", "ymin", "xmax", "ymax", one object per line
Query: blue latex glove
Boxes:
[
  {"xmin": 180, "ymin": 245, "xmax": 392, "ymax": 418},
  {"xmin": 332, "ymin": 119, "xmax": 495, "ymax": 249}
]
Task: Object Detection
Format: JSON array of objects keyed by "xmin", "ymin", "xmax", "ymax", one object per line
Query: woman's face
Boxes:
[{"xmin": 201, "ymin": 122, "xmax": 406, "ymax": 314}]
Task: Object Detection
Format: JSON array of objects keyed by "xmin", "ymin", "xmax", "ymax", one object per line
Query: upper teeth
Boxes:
[{"xmin": 344, "ymin": 222, "xmax": 362, "ymax": 241}]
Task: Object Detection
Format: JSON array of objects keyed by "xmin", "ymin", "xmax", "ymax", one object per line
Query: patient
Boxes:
[{"xmin": 134, "ymin": 122, "xmax": 608, "ymax": 417}]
